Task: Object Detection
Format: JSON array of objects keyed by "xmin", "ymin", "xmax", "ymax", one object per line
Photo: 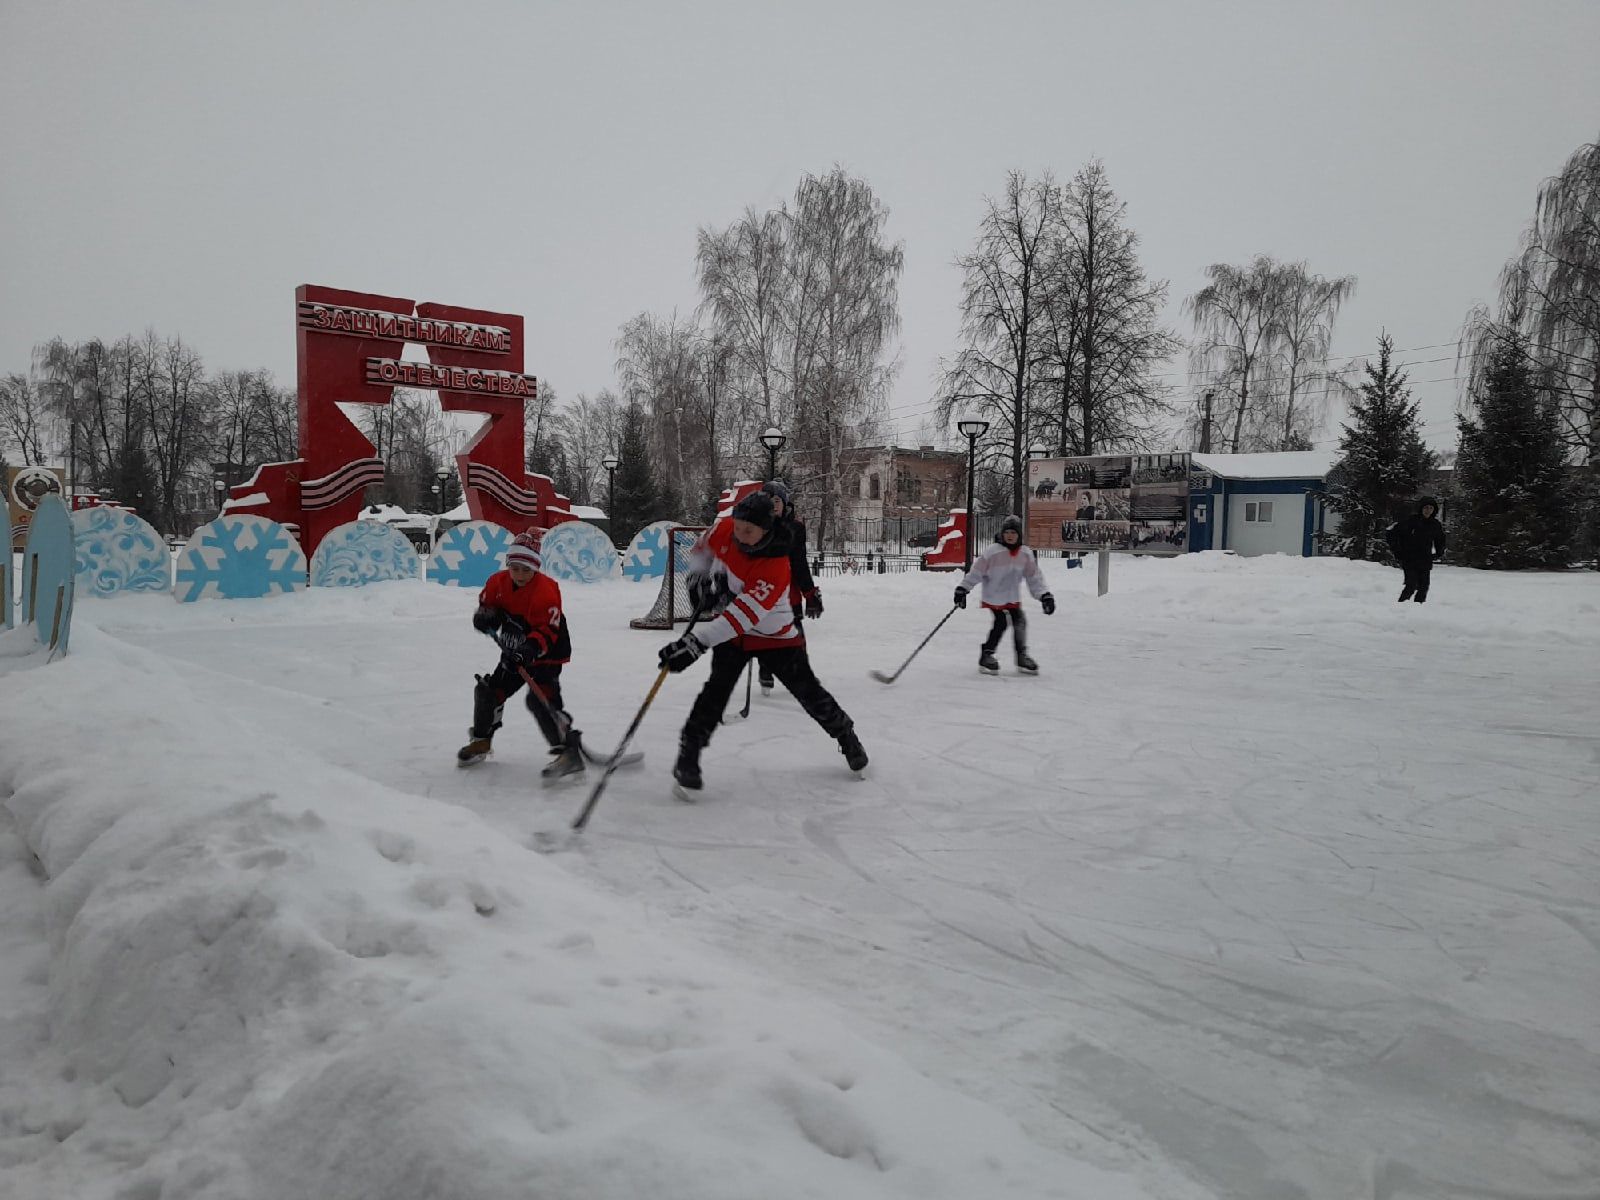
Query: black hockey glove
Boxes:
[
  {"xmin": 496, "ymin": 625, "xmax": 545, "ymax": 666},
  {"xmin": 804, "ymin": 590, "xmax": 824, "ymax": 620},
  {"xmin": 953, "ymin": 586, "xmax": 967, "ymax": 609},
  {"xmin": 658, "ymin": 633, "xmax": 705, "ymax": 674},
  {"xmin": 687, "ymin": 571, "xmax": 731, "ymax": 616},
  {"xmin": 472, "ymin": 605, "xmax": 503, "ymax": 635},
  {"xmin": 1041, "ymin": 593, "xmax": 1055, "ymax": 616},
  {"xmin": 687, "ymin": 571, "xmax": 713, "ymax": 612}
]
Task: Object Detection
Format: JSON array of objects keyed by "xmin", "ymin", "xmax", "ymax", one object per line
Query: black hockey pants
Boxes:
[
  {"xmin": 757, "ymin": 606, "xmax": 803, "ymax": 687},
  {"xmin": 473, "ymin": 660, "xmax": 569, "ymax": 747},
  {"xmin": 685, "ymin": 642, "xmax": 850, "ymax": 748},
  {"xmin": 982, "ymin": 607, "xmax": 1028, "ymax": 656}
]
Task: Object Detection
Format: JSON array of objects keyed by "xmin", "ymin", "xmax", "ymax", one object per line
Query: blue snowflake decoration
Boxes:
[
  {"xmin": 540, "ymin": 520, "xmax": 620, "ymax": 584},
  {"xmin": 73, "ymin": 507, "xmax": 170, "ymax": 597},
  {"xmin": 622, "ymin": 520, "xmax": 676, "ymax": 581},
  {"xmin": 309, "ymin": 520, "xmax": 421, "ymax": 587},
  {"xmin": 427, "ymin": 521, "xmax": 513, "ymax": 588},
  {"xmin": 174, "ymin": 516, "xmax": 307, "ymax": 603}
]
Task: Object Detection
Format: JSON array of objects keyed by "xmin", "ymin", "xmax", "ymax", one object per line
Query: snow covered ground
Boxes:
[{"xmin": 2, "ymin": 555, "xmax": 1597, "ymax": 1199}]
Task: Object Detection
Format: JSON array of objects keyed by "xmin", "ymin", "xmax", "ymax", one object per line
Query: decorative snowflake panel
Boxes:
[
  {"xmin": 174, "ymin": 516, "xmax": 308, "ymax": 603},
  {"xmin": 427, "ymin": 521, "xmax": 514, "ymax": 588}
]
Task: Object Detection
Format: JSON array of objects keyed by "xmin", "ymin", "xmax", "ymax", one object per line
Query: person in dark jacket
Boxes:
[
  {"xmin": 756, "ymin": 481, "xmax": 822, "ymax": 695},
  {"xmin": 1385, "ymin": 496, "xmax": 1447, "ymax": 603}
]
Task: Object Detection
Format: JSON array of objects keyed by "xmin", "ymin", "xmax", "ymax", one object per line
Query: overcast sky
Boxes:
[{"xmin": 4, "ymin": 0, "xmax": 1598, "ymax": 453}]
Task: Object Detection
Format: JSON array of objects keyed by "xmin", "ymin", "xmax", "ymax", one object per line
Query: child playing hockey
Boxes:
[
  {"xmin": 954, "ymin": 514, "xmax": 1055, "ymax": 675},
  {"xmin": 756, "ymin": 480, "xmax": 822, "ymax": 696},
  {"xmin": 657, "ymin": 490, "xmax": 867, "ymax": 794},
  {"xmin": 457, "ymin": 531, "xmax": 586, "ymax": 781}
]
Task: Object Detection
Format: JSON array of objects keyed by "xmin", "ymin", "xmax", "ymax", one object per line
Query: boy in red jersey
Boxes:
[
  {"xmin": 658, "ymin": 491, "xmax": 866, "ymax": 793},
  {"xmin": 457, "ymin": 531, "xmax": 585, "ymax": 780}
]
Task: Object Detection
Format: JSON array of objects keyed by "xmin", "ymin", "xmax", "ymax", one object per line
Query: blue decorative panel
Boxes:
[
  {"xmin": 174, "ymin": 516, "xmax": 307, "ymax": 603},
  {"xmin": 20, "ymin": 494, "xmax": 75, "ymax": 655},
  {"xmin": 309, "ymin": 520, "xmax": 421, "ymax": 587},
  {"xmin": 427, "ymin": 521, "xmax": 513, "ymax": 588},
  {"xmin": 621, "ymin": 520, "xmax": 677, "ymax": 582},
  {"xmin": 73, "ymin": 507, "xmax": 170, "ymax": 597},
  {"xmin": 540, "ymin": 520, "xmax": 620, "ymax": 583}
]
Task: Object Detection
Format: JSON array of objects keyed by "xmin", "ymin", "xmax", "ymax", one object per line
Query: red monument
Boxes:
[{"xmin": 223, "ymin": 285, "xmax": 573, "ymax": 555}]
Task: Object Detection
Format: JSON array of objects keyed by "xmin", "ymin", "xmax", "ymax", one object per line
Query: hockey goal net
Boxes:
[{"xmin": 629, "ymin": 525, "xmax": 708, "ymax": 629}]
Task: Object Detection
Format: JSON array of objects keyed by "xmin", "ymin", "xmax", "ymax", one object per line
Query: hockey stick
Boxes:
[
  {"xmin": 513, "ymin": 662, "xmax": 643, "ymax": 771},
  {"xmin": 868, "ymin": 605, "xmax": 959, "ymax": 685},
  {"xmin": 564, "ymin": 607, "xmax": 706, "ymax": 835},
  {"xmin": 738, "ymin": 661, "xmax": 755, "ymax": 719}
]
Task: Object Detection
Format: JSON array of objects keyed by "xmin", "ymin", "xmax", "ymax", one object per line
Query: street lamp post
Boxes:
[
  {"xmin": 213, "ymin": 478, "xmax": 227, "ymax": 513},
  {"xmin": 601, "ymin": 453, "xmax": 620, "ymax": 544},
  {"xmin": 956, "ymin": 417, "xmax": 989, "ymax": 571},
  {"xmin": 433, "ymin": 467, "xmax": 451, "ymax": 514},
  {"xmin": 760, "ymin": 426, "xmax": 786, "ymax": 480}
]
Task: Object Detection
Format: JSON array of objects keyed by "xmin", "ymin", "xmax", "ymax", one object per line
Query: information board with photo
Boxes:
[
  {"xmin": 8, "ymin": 465, "xmax": 66, "ymax": 551},
  {"xmin": 1026, "ymin": 453, "xmax": 1190, "ymax": 554}
]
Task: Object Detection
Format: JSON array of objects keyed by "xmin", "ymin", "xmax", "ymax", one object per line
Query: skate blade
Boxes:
[
  {"xmin": 671, "ymin": 782, "xmax": 700, "ymax": 804},
  {"xmin": 540, "ymin": 770, "xmax": 587, "ymax": 788},
  {"xmin": 979, "ymin": 667, "xmax": 1000, "ymax": 676},
  {"xmin": 456, "ymin": 753, "xmax": 491, "ymax": 769}
]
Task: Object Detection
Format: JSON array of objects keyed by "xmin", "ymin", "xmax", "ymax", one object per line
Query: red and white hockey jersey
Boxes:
[
  {"xmin": 959, "ymin": 542, "xmax": 1048, "ymax": 610},
  {"xmin": 690, "ymin": 518, "xmax": 802, "ymax": 652}
]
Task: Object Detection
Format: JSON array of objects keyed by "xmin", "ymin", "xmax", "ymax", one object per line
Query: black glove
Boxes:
[
  {"xmin": 658, "ymin": 633, "xmax": 705, "ymax": 673},
  {"xmin": 953, "ymin": 586, "xmax": 967, "ymax": 609},
  {"xmin": 1041, "ymin": 593, "xmax": 1055, "ymax": 615},
  {"xmin": 496, "ymin": 625, "xmax": 544, "ymax": 666},
  {"xmin": 472, "ymin": 606, "xmax": 503, "ymax": 634},
  {"xmin": 687, "ymin": 571, "xmax": 728, "ymax": 614},
  {"xmin": 804, "ymin": 590, "xmax": 824, "ymax": 620}
]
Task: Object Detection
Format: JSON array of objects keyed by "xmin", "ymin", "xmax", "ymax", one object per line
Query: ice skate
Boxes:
[
  {"xmin": 671, "ymin": 737, "xmax": 704, "ymax": 801},
  {"xmin": 1016, "ymin": 651, "xmax": 1039, "ymax": 675},
  {"xmin": 979, "ymin": 649, "xmax": 1000, "ymax": 675},
  {"xmin": 837, "ymin": 725, "xmax": 869, "ymax": 774},
  {"xmin": 759, "ymin": 672, "xmax": 775, "ymax": 696},
  {"xmin": 540, "ymin": 733, "xmax": 586, "ymax": 783},
  {"xmin": 456, "ymin": 735, "xmax": 493, "ymax": 767},
  {"xmin": 1398, "ymin": 587, "xmax": 1414, "ymax": 602}
]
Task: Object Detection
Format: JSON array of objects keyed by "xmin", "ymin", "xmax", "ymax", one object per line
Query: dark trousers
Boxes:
[
  {"xmin": 1399, "ymin": 560, "xmax": 1432, "ymax": 601},
  {"xmin": 473, "ymin": 660, "xmax": 568, "ymax": 747},
  {"xmin": 982, "ymin": 607, "xmax": 1028, "ymax": 656},
  {"xmin": 757, "ymin": 607, "xmax": 804, "ymax": 686},
  {"xmin": 686, "ymin": 642, "xmax": 850, "ymax": 748}
]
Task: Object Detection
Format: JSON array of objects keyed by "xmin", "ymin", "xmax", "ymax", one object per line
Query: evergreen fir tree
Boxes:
[
  {"xmin": 608, "ymin": 403, "xmax": 673, "ymax": 543},
  {"xmin": 109, "ymin": 444, "xmax": 161, "ymax": 527},
  {"xmin": 1452, "ymin": 331, "xmax": 1576, "ymax": 569},
  {"xmin": 1319, "ymin": 334, "xmax": 1435, "ymax": 560}
]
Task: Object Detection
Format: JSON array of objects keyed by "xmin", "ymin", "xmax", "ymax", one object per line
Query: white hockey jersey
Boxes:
[{"xmin": 959, "ymin": 542, "xmax": 1048, "ymax": 609}]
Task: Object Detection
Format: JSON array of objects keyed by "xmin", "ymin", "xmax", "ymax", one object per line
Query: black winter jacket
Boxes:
[{"xmin": 1386, "ymin": 499, "xmax": 1447, "ymax": 564}]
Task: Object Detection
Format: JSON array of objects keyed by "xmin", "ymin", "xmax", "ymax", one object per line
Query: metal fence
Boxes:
[
  {"xmin": 810, "ymin": 551, "xmax": 927, "ymax": 576},
  {"xmin": 811, "ymin": 511, "xmax": 1017, "ymax": 554}
]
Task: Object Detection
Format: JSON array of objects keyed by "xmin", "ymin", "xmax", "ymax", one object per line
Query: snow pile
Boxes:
[{"xmin": 0, "ymin": 622, "xmax": 1157, "ymax": 1198}]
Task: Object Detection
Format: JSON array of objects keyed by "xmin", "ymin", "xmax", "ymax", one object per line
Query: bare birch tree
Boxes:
[
  {"xmin": 783, "ymin": 168, "xmax": 903, "ymax": 536},
  {"xmin": 1185, "ymin": 257, "xmax": 1283, "ymax": 453},
  {"xmin": 1046, "ymin": 160, "xmax": 1179, "ymax": 454},
  {"xmin": 938, "ymin": 171, "xmax": 1054, "ymax": 515}
]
